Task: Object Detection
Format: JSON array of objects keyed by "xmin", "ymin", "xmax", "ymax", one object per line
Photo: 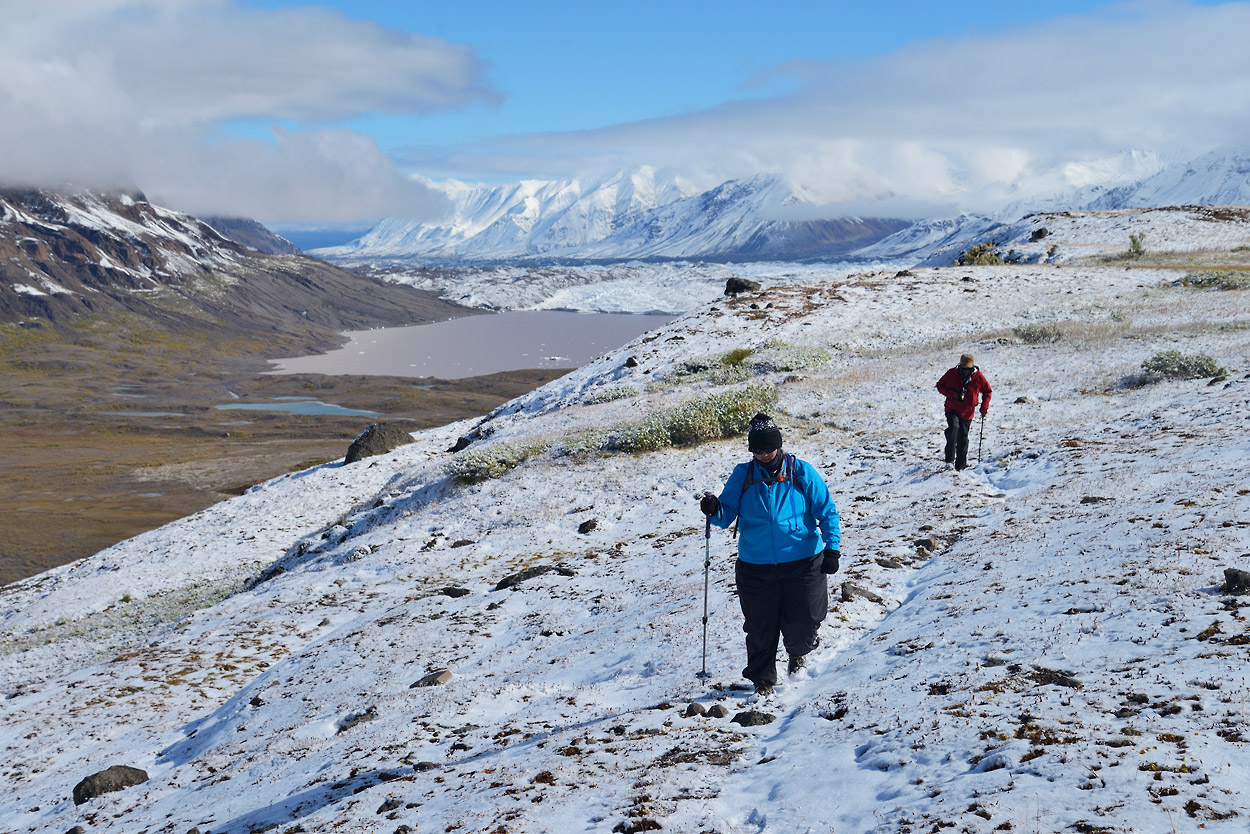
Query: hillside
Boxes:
[
  {"xmin": 1, "ymin": 213, "xmax": 1249, "ymax": 833},
  {"xmin": 0, "ymin": 188, "xmax": 464, "ymax": 335}
]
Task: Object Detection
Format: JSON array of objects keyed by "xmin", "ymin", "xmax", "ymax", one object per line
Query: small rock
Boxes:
[
  {"xmin": 338, "ymin": 707, "xmax": 378, "ymax": 734},
  {"xmin": 725, "ymin": 277, "xmax": 762, "ymax": 296},
  {"xmin": 914, "ymin": 537, "xmax": 939, "ymax": 552},
  {"xmin": 1225, "ymin": 567, "xmax": 1250, "ymax": 595},
  {"xmin": 66, "ymin": 828, "xmax": 86, "ymax": 834},
  {"xmin": 1080, "ymin": 496, "xmax": 1112, "ymax": 504},
  {"xmin": 450, "ymin": 539, "xmax": 474, "ymax": 548},
  {"xmin": 495, "ymin": 563, "xmax": 576, "ymax": 590},
  {"xmin": 624, "ymin": 356, "xmax": 639, "ymax": 368},
  {"xmin": 72, "ymin": 765, "xmax": 149, "ymax": 805},
  {"xmin": 894, "ymin": 269, "xmax": 915, "ymax": 278},
  {"xmin": 447, "ymin": 435, "xmax": 472, "ymax": 453},
  {"xmin": 841, "ymin": 583, "xmax": 884, "ymax": 604},
  {"xmin": 578, "ymin": 519, "xmax": 598, "ymax": 534},
  {"xmin": 377, "ymin": 798, "xmax": 404, "ymax": 814},
  {"xmin": 413, "ymin": 761, "xmax": 440, "ymax": 772},
  {"xmin": 1014, "ymin": 395, "xmax": 1037, "ymax": 404},
  {"xmin": 410, "ymin": 669, "xmax": 452, "ymax": 688},
  {"xmin": 1030, "ymin": 227, "xmax": 1050, "ymax": 240},
  {"xmin": 731, "ymin": 710, "xmax": 776, "ymax": 727},
  {"xmin": 440, "ymin": 587, "xmax": 471, "ymax": 598},
  {"xmin": 875, "ymin": 557, "xmax": 905, "ymax": 569},
  {"xmin": 706, "ymin": 703, "xmax": 730, "ymax": 718},
  {"xmin": 345, "ymin": 422, "xmax": 415, "ymax": 464},
  {"xmin": 684, "ymin": 702, "xmax": 707, "ymax": 717}
]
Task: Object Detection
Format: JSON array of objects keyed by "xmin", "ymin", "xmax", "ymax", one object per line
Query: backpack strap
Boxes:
[{"xmin": 730, "ymin": 454, "xmax": 797, "ymax": 539}]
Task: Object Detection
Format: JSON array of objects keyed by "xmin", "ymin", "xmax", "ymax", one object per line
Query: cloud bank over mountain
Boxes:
[
  {"xmin": 0, "ymin": 0, "xmax": 496, "ymax": 222},
  {"xmin": 401, "ymin": 2, "xmax": 1250, "ymax": 217}
]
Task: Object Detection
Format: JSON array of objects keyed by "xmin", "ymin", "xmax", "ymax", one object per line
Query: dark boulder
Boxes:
[
  {"xmin": 578, "ymin": 519, "xmax": 598, "ymax": 534},
  {"xmin": 725, "ymin": 277, "xmax": 762, "ymax": 296},
  {"xmin": 1030, "ymin": 227, "xmax": 1050, "ymax": 241},
  {"xmin": 345, "ymin": 422, "xmax": 414, "ymax": 464},
  {"xmin": 731, "ymin": 709, "xmax": 776, "ymax": 727},
  {"xmin": 1225, "ymin": 567, "xmax": 1250, "ymax": 595},
  {"xmin": 72, "ymin": 765, "xmax": 149, "ymax": 805}
]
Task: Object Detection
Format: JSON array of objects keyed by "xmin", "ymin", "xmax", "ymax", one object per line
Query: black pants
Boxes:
[
  {"xmin": 735, "ymin": 554, "xmax": 828, "ymax": 687},
  {"xmin": 944, "ymin": 412, "xmax": 973, "ymax": 469}
]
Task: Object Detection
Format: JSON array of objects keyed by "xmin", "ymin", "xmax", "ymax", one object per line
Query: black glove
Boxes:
[
  {"xmin": 699, "ymin": 493, "xmax": 720, "ymax": 516},
  {"xmin": 821, "ymin": 548, "xmax": 840, "ymax": 574}
]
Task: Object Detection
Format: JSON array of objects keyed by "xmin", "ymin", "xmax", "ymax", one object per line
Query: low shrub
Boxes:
[
  {"xmin": 1013, "ymin": 323, "xmax": 1063, "ymax": 344},
  {"xmin": 1140, "ymin": 350, "xmax": 1226, "ymax": 381},
  {"xmin": 661, "ymin": 340, "xmax": 830, "ymax": 388},
  {"xmin": 1128, "ymin": 232, "xmax": 1146, "ymax": 259},
  {"xmin": 957, "ymin": 242, "xmax": 1003, "ymax": 266},
  {"xmin": 1177, "ymin": 270, "xmax": 1250, "ymax": 291},
  {"xmin": 603, "ymin": 384, "xmax": 779, "ymax": 453},
  {"xmin": 446, "ymin": 439, "xmax": 547, "ymax": 484},
  {"xmin": 581, "ymin": 385, "xmax": 638, "ymax": 405},
  {"xmin": 749, "ymin": 339, "xmax": 832, "ymax": 373}
]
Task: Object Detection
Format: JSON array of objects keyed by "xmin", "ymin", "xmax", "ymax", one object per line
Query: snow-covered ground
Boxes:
[
  {"xmin": 2, "ymin": 212, "xmax": 1250, "ymax": 834},
  {"xmin": 372, "ymin": 260, "xmax": 904, "ymax": 315}
]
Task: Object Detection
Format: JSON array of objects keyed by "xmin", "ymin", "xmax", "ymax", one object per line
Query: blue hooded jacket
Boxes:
[{"xmin": 710, "ymin": 455, "xmax": 840, "ymax": 565}]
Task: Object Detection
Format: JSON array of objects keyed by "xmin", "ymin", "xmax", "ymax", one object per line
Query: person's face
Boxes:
[{"xmin": 752, "ymin": 448, "xmax": 779, "ymax": 463}]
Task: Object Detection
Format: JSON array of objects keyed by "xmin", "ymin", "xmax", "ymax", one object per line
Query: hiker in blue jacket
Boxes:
[{"xmin": 700, "ymin": 413, "xmax": 841, "ymax": 696}]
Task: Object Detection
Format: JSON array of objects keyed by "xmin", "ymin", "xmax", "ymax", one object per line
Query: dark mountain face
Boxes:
[
  {"xmin": 0, "ymin": 188, "xmax": 466, "ymax": 338},
  {"xmin": 203, "ymin": 216, "xmax": 301, "ymax": 255}
]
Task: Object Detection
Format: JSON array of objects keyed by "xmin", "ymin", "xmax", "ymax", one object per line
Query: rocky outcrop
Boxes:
[
  {"xmin": 725, "ymin": 277, "xmax": 762, "ymax": 296},
  {"xmin": 345, "ymin": 422, "xmax": 414, "ymax": 464},
  {"xmin": 72, "ymin": 765, "xmax": 149, "ymax": 805}
]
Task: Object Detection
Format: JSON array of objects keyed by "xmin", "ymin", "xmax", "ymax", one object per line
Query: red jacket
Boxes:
[{"xmin": 936, "ymin": 366, "xmax": 992, "ymax": 421}]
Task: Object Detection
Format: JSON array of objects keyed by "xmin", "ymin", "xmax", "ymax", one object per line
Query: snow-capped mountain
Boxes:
[
  {"xmin": 317, "ymin": 169, "xmax": 910, "ymax": 264},
  {"xmin": 1089, "ymin": 148, "xmax": 1250, "ymax": 209}
]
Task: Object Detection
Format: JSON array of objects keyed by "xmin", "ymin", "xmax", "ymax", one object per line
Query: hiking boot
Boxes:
[
  {"xmin": 754, "ymin": 682, "xmax": 775, "ymax": 697},
  {"xmin": 787, "ymin": 655, "xmax": 806, "ymax": 675}
]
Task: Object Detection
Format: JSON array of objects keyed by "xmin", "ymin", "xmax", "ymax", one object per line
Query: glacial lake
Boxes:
[{"xmin": 268, "ymin": 310, "xmax": 675, "ymax": 379}]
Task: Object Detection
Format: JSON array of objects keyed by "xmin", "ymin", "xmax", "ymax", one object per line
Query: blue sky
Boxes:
[
  {"xmin": 241, "ymin": 0, "xmax": 1142, "ymax": 153},
  {"xmin": 1, "ymin": 1, "xmax": 1246, "ymax": 224}
]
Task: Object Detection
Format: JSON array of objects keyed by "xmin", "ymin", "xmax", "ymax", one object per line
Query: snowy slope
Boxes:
[
  {"xmin": 1090, "ymin": 148, "xmax": 1250, "ymax": 210},
  {"xmin": 3, "ymin": 214, "xmax": 1250, "ymax": 834},
  {"xmin": 916, "ymin": 205, "xmax": 1250, "ymax": 267}
]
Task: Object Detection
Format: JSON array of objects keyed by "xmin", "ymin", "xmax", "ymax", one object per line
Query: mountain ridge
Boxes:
[{"xmin": 317, "ymin": 170, "xmax": 911, "ymax": 264}]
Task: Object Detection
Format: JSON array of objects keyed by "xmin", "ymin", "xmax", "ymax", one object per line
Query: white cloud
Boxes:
[
  {"xmin": 0, "ymin": 0, "xmax": 496, "ymax": 221},
  {"xmin": 401, "ymin": 1, "xmax": 1250, "ymax": 216}
]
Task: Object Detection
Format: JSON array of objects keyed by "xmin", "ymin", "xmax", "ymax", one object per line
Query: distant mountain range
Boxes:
[
  {"xmin": 316, "ymin": 169, "xmax": 911, "ymax": 264},
  {"xmin": 313, "ymin": 149, "xmax": 1250, "ymax": 266}
]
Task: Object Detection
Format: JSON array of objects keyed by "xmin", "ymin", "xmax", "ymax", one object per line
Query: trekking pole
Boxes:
[
  {"xmin": 697, "ymin": 493, "xmax": 713, "ymax": 680},
  {"xmin": 977, "ymin": 414, "xmax": 985, "ymax": 464}
]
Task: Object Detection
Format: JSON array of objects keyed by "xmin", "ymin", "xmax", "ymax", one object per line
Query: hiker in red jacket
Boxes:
[{"xmin": 935, "ymin": 354, "xmax": 992, "ymax": 471}]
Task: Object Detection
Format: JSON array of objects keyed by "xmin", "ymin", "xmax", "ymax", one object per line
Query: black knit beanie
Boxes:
[{"xmin": 747, "ymin": 413, "xmax": 783, "ymax": 453}]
